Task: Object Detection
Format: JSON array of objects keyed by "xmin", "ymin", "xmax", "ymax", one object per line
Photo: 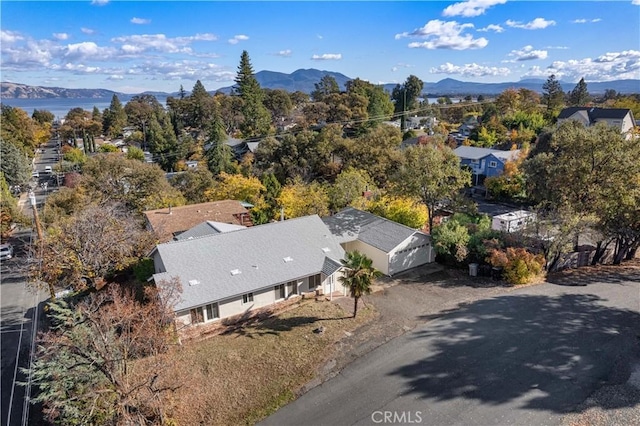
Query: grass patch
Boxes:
[{"xmin": 162, "ymin": 298, "xmax": 376, "ymax": 425}]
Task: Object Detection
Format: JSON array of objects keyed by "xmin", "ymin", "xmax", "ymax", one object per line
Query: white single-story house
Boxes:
[
  {"xmin": 491, "ymin": 210, "xmax": 536, "ymax": 233},
  {"xmin": 152, "ymin": 215, "xmax": 347, "ymax": 326},
  {"xmin": 322, "ymin": 208, "xmax": 435, "ymax": 276}
]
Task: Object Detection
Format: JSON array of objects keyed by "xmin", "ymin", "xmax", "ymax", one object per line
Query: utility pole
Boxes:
[{"xmin": 28, "ymin": 191, "xmax": 55, "ymax": 299}]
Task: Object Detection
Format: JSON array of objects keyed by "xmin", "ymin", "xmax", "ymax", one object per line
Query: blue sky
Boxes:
[{"xmin": 2, "ymin": 0, "xmax": 639, "ymax": 94}]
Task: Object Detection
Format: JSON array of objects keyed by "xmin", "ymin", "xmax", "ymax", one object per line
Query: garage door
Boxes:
[{"xmin": 388, "ymin": 244, "xmax": 431, "ymax": 276}]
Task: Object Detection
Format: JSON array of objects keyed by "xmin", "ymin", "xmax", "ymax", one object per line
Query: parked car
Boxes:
[
  {"xmin": 0, "ymin": 243, "xmax": 14, "ymax": 260},
  {"xmin": 31, "ymin": 170, "xmax": 39, "ymax": 179},
  {"xmin": 44, "ymin": 166, "xmax": 53, "ymax": 174}
]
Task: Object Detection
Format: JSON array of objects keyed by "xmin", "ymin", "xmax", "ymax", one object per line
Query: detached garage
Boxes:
[{"xmin": 323, "ymin": 208, "xmax": 435, "ymax": 276}]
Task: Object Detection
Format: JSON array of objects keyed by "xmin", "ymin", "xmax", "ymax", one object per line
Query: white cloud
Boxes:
[
  {"xmin": 91, "ymin": 0, "xmax": 109, "ymax": 5},
  {"xmin": 63, "ymin": 41, "xmax": 115, "ymax": 61},
  {"xmin": 107, "ymin": 75, "xmax": 124, "ymax": 80},
  {"xmin": 228, "ymin": 34, "xmax": 249, "ymax": 45},
  {"xmin": 508, "ymin": 45, "xmax": 548, "ymax": 61},
  {"xmin": 53, "ymin": 33, "xmax": 69, "ymax": 40},
  {"xmin": 442, "ymin": 0, "xmax": 507, "ymax": 18},
  {"xmin": 125, "ymin": 60, "xmax": 236, "ymax": 82},
  {"xmin": 81, "ymin": 27, "xmax": 95, "ymax": 35},
  {"xmin": 112, "ymin": 34, "xmax": 210, "ymax": 55},
  {"xmin": 396, "ymin": 20, "xmax": 488, "ymax": 50},
  {"xmin": 317, "ymin": 34, "xmax": 323, "ymax": 39},
  {"xmin": 546, "ymin": 45, "xmax": 569, "ymax": 50},
  {"xmin": 391, "ymin": 62, "xmax": 413, "ymax": 72},
  {"xmin": 572, "ymin": 18, "xmax": 601, "ymax": 24},
  {"xmin": 523, "ymin": 50, "xmax": 640, "ymax": 81},
  {"xmin": 477, "ymin": 24, "xmax": 504, "ymax": 33},
  {"xmin": 431, "ymin": 62, "xmax": 511, "ymax": 77},
  {"xmin": 506, "ymin": 18, "xmax": 556, "ymax": 30},
  {"xmin": 311, "ymin": 53, "xmax": 342, "ymax": 60},
  {"xmin": 276, "ymin": 49, "xmax": 292, "ymax": 57},
  {"xmin": 633, "ymin": 0, "xmax": 640, "ymax": 5},
  {"xmin": 130, "ymin": 17, "xmax": 151, "ymax": 25},
  {"xmin": 1, "ymin": 30, "xmax": 24, "ymax": 44}
]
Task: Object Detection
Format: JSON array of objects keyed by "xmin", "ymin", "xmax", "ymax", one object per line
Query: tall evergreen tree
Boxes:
[
  {"xmin": 234, "ymin": 50, "xmax": 271, "ymax": 138},
  {"xmin": 391, "ymin": 75, "xmax": 423, "ymax": 131},
  {"xmin": 542, "ymin": 74, "xmax": 565, "ymax": 118},
  {"xmin": 568, "ymin": 77, "xmax": 590, "ymax": 106},
  {"xmin": 102, "ymin": 94, "xmax": 127, "ymax": 138},
  {"xmin": 311, "ymin": 75, "xmax": 340, "ymax": 102},
  {"xmin": 205, "ymin": 117, "xmax": 235, "ymax": 176}
]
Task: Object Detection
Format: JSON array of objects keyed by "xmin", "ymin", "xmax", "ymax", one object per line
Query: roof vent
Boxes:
[
  {"xmin": 283, "ymin": 256, "xmax": 293, "ymax": 263},
  {"xmin": 230, "ymin": 269, "xmax": 241, "ymax": 276},
  {"xmin": 188, "ymin": 279, "xmax": 200, "ymax": 286},
  {"xmin": 322, "ymin": 247, "xmax": 331, "ymax": 253}
]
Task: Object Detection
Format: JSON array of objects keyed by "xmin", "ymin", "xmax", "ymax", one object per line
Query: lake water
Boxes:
[
  {"xmin": 1, "ymin": 96, "xmax": 168, "ymax": 119},
  {"xmin": 1, "ymin": 96, "xmax": 462, "ymax": 120}
]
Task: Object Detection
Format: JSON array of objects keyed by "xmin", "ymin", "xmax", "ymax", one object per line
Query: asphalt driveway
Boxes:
[{"xmin": 262, "ymin": 268, "xmax": 640, "ymax": 426}]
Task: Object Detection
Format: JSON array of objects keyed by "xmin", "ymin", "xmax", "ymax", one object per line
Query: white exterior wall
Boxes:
[
  {"xmin": 388, "ymin": 233, "xmax": 434, "ymax": 276},
  {"xmin": 342, "ymin": 240, "xmax": 390, "ymax": 275},
  {"xmin": 321, "ymin": 270, "xmax": 348, "ymax": 296},
  {"xmin": 173, "ymin": 276, "xmax": 322, "ymax": 325}
]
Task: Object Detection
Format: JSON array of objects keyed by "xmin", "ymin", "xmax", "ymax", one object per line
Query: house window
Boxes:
[
  {"xmin": 287, "ymin": 280, "xmax": 297, "ymax": 296},
  {"xmin": 205, "ymin": 303, "xmax": 219, "ymax": 321},
  {"xmin": 242, "ymin": 293, "xmax": 254, "ymax": 304},
  {"xmin": 275, "ymin": 284, "xmax": 285, "ymax": 299},
  {"xmin": 471, "ymin": 159, "xmax": 479, "ymax": 164},
  {"xmin": 489, "ymin": 161, "xmax": 497, "ymax": 168},
  {"xmin": 308, "ymin": 274, "xmax": 321, "ymax": 291},
  {"xmin": 190, "ymin": 307, "xmax": 204, "ymax": 324}
]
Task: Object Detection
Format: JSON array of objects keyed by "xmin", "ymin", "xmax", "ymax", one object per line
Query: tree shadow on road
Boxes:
[{"xmin": 389, "ymin": 292, "xmax": 640, "ymax": 414}]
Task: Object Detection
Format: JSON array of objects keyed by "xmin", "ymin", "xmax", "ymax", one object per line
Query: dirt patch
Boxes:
[{"xmin": 161, "ymin": 298, "xmax": 377, "ymax": 425}]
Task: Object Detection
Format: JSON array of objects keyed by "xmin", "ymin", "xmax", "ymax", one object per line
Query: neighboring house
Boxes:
[
  {"xmin": 322, "ymin": 208, "xmax": 435, "ymax": 276},
  {"xmin": 152, "ymin": 215, "xmax": 347, "ymax": 326},
  {"xmin": 557, "ymin": 107, "xmax": 636, "ymax": 138},
  {"xmin": 185, "ymin": 160, "xmax": 199, "ymax": 169},
  {"xmin": 454, "ymin": 146, "xmax": 521, "ymax": 185},
  {"xmin": 491, "ymin": 210, "xmax": 536, "ymax": 233},
  {"xmin": 173, "ymin": 221, "xmax": 246, "ymax": 241},
  {"xmin": 143, "ymin": 200, "xmax": 253, "ymax": 243}
]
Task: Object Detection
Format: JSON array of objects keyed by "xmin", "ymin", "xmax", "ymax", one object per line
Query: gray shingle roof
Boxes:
[
  {"xmin": 558, "ymin": 107, "xmax": 631, "ymax": 121},
  {"xmin": 153, "ymin": 215, "xmax": 344, "ymax": 312},
  {"xmin": 322, "ymin": 208, "xmax": 426, "ymax": 253},
  {"xmin": 454, "ymin": 146, "xmax": 519, "ymax": 162},
  {"xmin": 174, "ymin": 221, "xmax": 246, "ymax": 241}
]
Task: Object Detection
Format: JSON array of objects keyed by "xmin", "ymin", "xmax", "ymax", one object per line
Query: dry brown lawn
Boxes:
[{"xmin": 161, "ymin": 298, "xmax": 376, "ymax": 425}]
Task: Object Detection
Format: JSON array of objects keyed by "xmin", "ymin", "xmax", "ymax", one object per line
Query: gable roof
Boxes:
[
  {"xmin": 558, "ymin": 107, "xmax": 631, "ymax": 121},
  {"xmin": 322, "ymin": 207, "xmax": 428, "ymax": 253},
  {"xmin": 143, "ymin": 200, "xmax": 250, "ymax": 243},
  {"xmin": 454, "ymin": 146, "xmax": 520, "ymax": 162},
  {"xmin": 174, "ymin": 221, "xmax": 246, "ymax": 241},
  {"xmin": 153, "ymin": 215, "xmax": 344, "ymax": 311}
]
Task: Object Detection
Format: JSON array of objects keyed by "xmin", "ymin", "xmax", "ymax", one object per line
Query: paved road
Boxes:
[
  {"xmin": 262, "ymin": 279, "xmax": 640, "ymax": 426},
  {"xmin": 1, "ymin": 137, "xmax": 59, "ymax": 426},
  {"xmin": 0, "ymin": 230, "xmax": 45, "ymax": 426}
]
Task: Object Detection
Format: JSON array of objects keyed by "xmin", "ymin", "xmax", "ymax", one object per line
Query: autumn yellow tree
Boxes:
[
  {"xmin": 277, "ymin": 178, "xmax": 329, "ymax": 219},
  {"xmin": 205, "ymin": 172, "xmax": 265, "ymax": 204},
  {"xmin": 366, "ymin": 195, "xmax": 428, "ymax": 229}
]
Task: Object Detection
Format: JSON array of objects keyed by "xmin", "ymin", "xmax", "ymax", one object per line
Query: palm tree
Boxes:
[{"xmin": 339, "ymin": 251, "xmax": 382, "ymax": 318}]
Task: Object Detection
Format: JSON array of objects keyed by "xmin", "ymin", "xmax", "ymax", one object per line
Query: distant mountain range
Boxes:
[{"xmin": 2, "ymin": 69, "xmax": 639, "ymax": 100}]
